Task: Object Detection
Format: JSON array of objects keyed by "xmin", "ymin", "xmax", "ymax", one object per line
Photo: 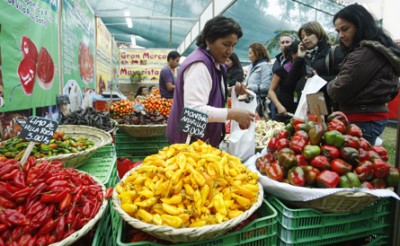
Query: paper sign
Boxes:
[
  {"xmin": 179, "ymin": 107, "xmax": 208, "ymax": 138},
  {"xmin": 306, "ymin": 92, "xmax": 328, "ymax": 115},
  {"xmin": 132, "ymin": 103, "xmax": 145, "ymax": 112},
  {"xmin": 18, "ymin": 116, "xmax": 59, "ymax": 144}
]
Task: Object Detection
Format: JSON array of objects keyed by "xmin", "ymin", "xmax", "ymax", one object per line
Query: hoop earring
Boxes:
[{"xmin": 206, "ymin": 46, "xmax": 210, "ymax": 51}]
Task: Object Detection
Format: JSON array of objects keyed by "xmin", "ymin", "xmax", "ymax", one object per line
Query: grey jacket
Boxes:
[
  {"xmin": 327, "ymin": 40, "xmax": 400, "ymax": 114},
  {"xmin": 244, "ymin": 60, "xmax": 272, "ymax": 98}
]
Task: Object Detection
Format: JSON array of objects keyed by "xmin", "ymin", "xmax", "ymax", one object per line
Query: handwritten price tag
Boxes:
[
  {"xmin": 18, "ymin": 116, "xmax": 59, "ymax": 145},
  {"xmin": 178, "ymin": 107, "xmax": 208, "ymax": 138}
]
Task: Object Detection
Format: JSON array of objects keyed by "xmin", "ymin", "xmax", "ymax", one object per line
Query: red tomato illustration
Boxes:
[
  {"xmin": 21, "ymin": 36, "xmax": 38, "ymax": 63},
  {"xmin": 18, "ymin": 57, "xmax": 36, "ymax": 95},
  {"xmin": 37, "ymin": 47, "xmax": 55, "ymax": 89}
]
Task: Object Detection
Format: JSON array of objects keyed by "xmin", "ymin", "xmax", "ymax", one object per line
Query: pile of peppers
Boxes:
[
  {"xmin": 256, "ymin": 111, "xmax": 399, "ymax": 189},
  {"xmin": 0, "ymin": 156, "xmax": 111, "ymax": 245}
]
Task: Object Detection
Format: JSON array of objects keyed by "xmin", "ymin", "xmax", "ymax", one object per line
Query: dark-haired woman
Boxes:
[
  {"xmin": 226, "ymin": 52, "xmax": 244, "ymax": 87},
  {"xmin": 327, "ymin": 4, "xmax": 400, "ymax": 144},
  {"xmin": 166, "ymin": 16, "xmax": 255, "ymax": 147},
  {"xmin": 268, "ymin": 41, "xmax": 300, "ymax": 123},
  {"xmin": 135, "ymin": 86, "xmax": 149, "ymax": 101}
]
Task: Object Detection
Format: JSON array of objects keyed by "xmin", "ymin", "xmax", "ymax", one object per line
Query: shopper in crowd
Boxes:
[
  {"xmin": 159, "ymin": 50, "xmax": 181, "ymax": 99},
  {"xmin": 270, "ymin": 34, "xmax": 295, "ymax": 119},
  {"xmin": 148, "ymin": 85, "xmax": 157, "ymax": 96},
  {"xmin": 135, "ymin": 86, "xmax": 149, "ymax": 101},
  {"xmin": 225, "ymin": 52, "xmax": 244, "ymax": 87},
  {"xmin": 243, "ymin": 43, "xmax": 272, "ymax": 119},
  {"xmin": 166, "ymin": 16, "xmax": 255, "ymax": 148},
  {"xmin": 268, "ymin": 41, "xmax": 300, "ymax": 123},
  {"xmin": 288, "ymin": 21, "xmax": 343, "ymax": 114},
  {"xmin": 327, "ymin": 4, "xmax": 400, "ymax": 144}
]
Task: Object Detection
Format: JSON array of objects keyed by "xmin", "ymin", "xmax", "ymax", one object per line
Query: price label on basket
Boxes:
[
  {"xmin": 132, "ymin": 103, "xmax": 145, "ymax": 112},
  {"xmin": 179, "ymin": 107, "xmax": 208, "ymax": 143},
  {"xmin": 18, "ymin": 116, "xmax": 59, "ymax": 165}
]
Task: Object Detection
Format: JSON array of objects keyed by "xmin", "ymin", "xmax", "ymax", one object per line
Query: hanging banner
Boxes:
[
  {"xmin": 0, "ymin": 0, "xmax": 59, "ymax": 112},
  {"xmin": 61, "ymin": 0, "xmax": 95, "ymax": 90},
  {"xmin": 119, "ymin": 49, "xmax": 171, "ymax": 83},
  {"xmin": 96, "ymin": 18, "xmax": 112, "ymax": 64},
  {"xmin": 96, "ymin": 60, "xmax": 112, "ymax": 94}
]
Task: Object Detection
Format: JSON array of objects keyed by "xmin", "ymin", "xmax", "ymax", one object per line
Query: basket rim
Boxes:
[
  {"xmin": 112, "ymin": 164, "xmax": 264, "ymax": 242},
  {"xmin": 38, "ymin": 125, "xmax": 113, "ymax": 163},
  {"xmin": 50, "ymin": 170, "xmax": 108, "ymax": 246}
]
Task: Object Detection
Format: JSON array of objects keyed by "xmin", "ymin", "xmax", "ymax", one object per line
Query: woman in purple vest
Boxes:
[{"xmin": 166, "ymin": 16, "xmax": 255, "ymax": 147}]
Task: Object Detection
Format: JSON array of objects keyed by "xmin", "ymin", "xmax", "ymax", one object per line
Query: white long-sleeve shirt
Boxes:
[{"xmin": 183, "ymin": 62, "xmax": 228, "ymax": 122}]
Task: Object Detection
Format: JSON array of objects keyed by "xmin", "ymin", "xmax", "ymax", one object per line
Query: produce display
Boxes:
[
  {"xmin": 0, "ymin": 156, "xmax": 109, "ymax": 245},
  {"xmin": 60, "ymin": 107, "xmax": 116, "ymax": 132},
  {"xmin": 110, "ymin": 99, "xmax": 135, "ymax": 119},
  {"xmin": 0, "ymin": 131, "xmax": 95, "ymax": 160},
  {"xmin": 256, "ymin": 112, "xmax": 399, "ymax": 189},
  {"xmin": 255, "ymin": 120, "xmax": 285, "ymax": 149},
  {"xmin": 142, "ymin": 95, "xmax": 173, "ymax": 116},
  {"xmin": 119, "ymin": 111, "xmax": 168, "ymax": 125},
  {"xmin": 115, "ymin": 140, "xmax": 259, "ymax": 228}
]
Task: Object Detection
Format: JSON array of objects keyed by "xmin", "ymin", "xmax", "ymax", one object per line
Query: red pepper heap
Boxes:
[
  {"xmin": 0, "ymin": 156, "xmax": 110, "ymax": 245},
  {"xmin": 256, "ymin": 111, "xmax": 399, "ymax": 189}
]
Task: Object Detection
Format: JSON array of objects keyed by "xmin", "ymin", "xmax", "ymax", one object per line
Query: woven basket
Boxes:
[
  {"xmin": 117, "ymin": 124, "xmax": 167, "ymax": 138},
  {"xmin": 50, "ymin": 171, "xmax": 108, "ymax": 246},
  {"xmin": 39, "ymin": 125, "xmax": 113, "ymax": 168},
  {"xmin": 113, "ymin": 166, "xmax": 264, "ymax": 243},
  {"xmin": 284, "ymin": 191, "xmax": 379, "ymax": 213}
]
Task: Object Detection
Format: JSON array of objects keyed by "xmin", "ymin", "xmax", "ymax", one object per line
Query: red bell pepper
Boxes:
[
  {"xmin": 294, "ymin": 130, "xmax": 309, "ymax": 141},
  {"xmin": 331, "ymin": 158, "xmax": 352, "ymax": 175},
  {"xmin": 346, "ymin": 124, "xmax": 363, "ymax": 138},
  {"xmin": 361, "ymin": 181, "xmax": 374, "ymax": 189},
  {"xmin": 354, "ymin": 160, "xmax": 374, "ymax": 181},
  {"xmin": 343, "ymin": 134, "xmax": 361, "ymax": 149},
  {"xmin": 371, "ymin": 146, "xmax": 389, "ymax": 161},
  {"xmin": 316, "ymin": 170, "xmax": 340, "ymax": 188},
  {"xmin": 327, "ymin": 118, "xmax": 347, "ymax": 134},
  {"xmin": 288, "ymin": 166, "xmax": 305, "ymax": 186},
  {"xmin": 289, "ymin": 135, "xmax": 307, "ymax": 154},
  {"xmin": 291, "ymin": 117, "xmax": 305, "ymax": 126},
  {"xmin": 278, "ymin": 152, "xmax": 297, "ymax": 169},
  {"xmin": 327, "ymin": 111, "xmax": 349, "ymax": 126},
  {"xmin": 340, "ymin": 147, "xmax": 360, "ymax": 165},
  {"xmin": 359, "ymin": 137, "xmax": 372, "ymax": 150},
  {"xmin": 302, "ymin": 165, "xmax": 320, "ymax": 185},
  {"xmin": 265, "ymin": 162, "xmax": 284, "ymax": 182},
  {"xmin": 310, "ymin": 155, "xmax": 331, "ymax": 170},
  {"xmin": 276, "ymin": 138, "xmax": 290, "ymax": 150},
  {"xmin": 372, "ymin": 159, "xmax": 391, "ymax": 178},
  {"xmin": 367, "ymin": 150, "xmax": 381, "ymax": 161},
  {"xmin": 267, "ymin": 137, "xmax": 278, "ymax": 152},
  {"xmin": 277, "ymin": 130, "xmax": 290, "ymax": 139},
  {"xmin": 295, "ymin": 123, "xmax": 310, "ymax": 132},
  {"xmin": 321, "ymin": 145, "xmax": 340, "ymax": 160},
  {"xmin": 295, "ymin": 154, "xmax": 309, "ymax": 167},
  {"xmin": 371, "ymin": 178, "xmax": 387, "ymax": 189}
]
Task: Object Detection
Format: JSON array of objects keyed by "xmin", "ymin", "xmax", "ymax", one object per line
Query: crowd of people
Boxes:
[{"xmin": 164, "ymin": 4, "xmax": 400, "ymax": 147}]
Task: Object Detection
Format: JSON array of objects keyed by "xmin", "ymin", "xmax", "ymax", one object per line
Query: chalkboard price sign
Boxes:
[
  {"xmin": 18, "ymin": 116, "xmax": 59, "ymax": 144},
  {"xmin": 179, "ymin": 107, "xmax": 208, "ymax": 137}
]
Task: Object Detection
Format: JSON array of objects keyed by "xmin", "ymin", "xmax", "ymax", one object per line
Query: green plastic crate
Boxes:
[
  {"xmin": 78, "ymin": 156, "xmax": 117, "ymax": 187},
  {"xmin": 116, "ymin": 199, "xmax": 278, "ymax": 246},
  {"xmin": 115, "ymin": 131, "xmax": 168, "ymax": 157},
  {"xmin": 91, "ymin": 144, "xmax": 117, "ymax": 159},
  {"xmin": 93, "ymin": 165, "xmax": 120, "ymax": 246},
  {"xmin": 269, "ymin": 197, "xmax": 392, "ymax": 246}
]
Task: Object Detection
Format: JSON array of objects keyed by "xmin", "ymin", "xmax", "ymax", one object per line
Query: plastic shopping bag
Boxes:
[
  {"xmin": 226, "ymin": 89, "xmax": 257, "ymax": 161},
  {"xmin": 294, "ymin": 75, "xmax": 327, "ymax": 120}
]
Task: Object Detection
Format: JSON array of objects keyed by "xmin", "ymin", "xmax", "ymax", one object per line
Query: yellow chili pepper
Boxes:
[
  {"xmin": 161, "ymin": 214, "xmax": 183, "ymax": 228},
  {"xmin": 173, "ymin": 179, "xmax": 183, "ymax": 194},
  {"xmin": 171, "ymin": 169, "xmax": 183, "ymax": 184},
  {"xmin": 228, "ymin": 210, "xmax": 243, "ymax": 219},
  {"xmin": 117, "ymin": 190, "xmax": 137, "ymax": 204},
  {"xmin": 135, "ymin": 197, "xmax": 157, "ymax": 207},
  {"xmin": 232, "ymin": 185, "xmax": 256, "ymax": 200},
  {"xmin": 200, "ymin": 184, "xmax": 210, "ymax": 206},
  {"xmin": 232, "ymin": 193, "xmax": 251, "ymax": 210},
  {"xmin": 213, "ymin": 193, "xmax": 227, "ymax": 216},
  {"xmin": 152, "ymin": 214, "xmax": 162, "ymax": 225},
  {"xmin": 161, "ymin": 194, "xmax": 182, "ymax": 205},
  {"xmin": 189, "ymin": 220, "xmax": 207, "ymax": 228},
  {"xmin": 132, "ymin": 176, "xmax": 147, "ymax": 185},
  {"xmin": 191, "ymin": 168, "xmax": 206, "ymax": 187},
  {"xmin": 193, "ymin": 189, "xmax": 202, "ymax": 214},
  {"xmin": 115, "ymin": 184, "xmax": 125, "ymax": 194},
  {"xmin": 184, "ymin": 184, "xmax": 194, "ymax": 196},
  {"xmin": 138, "ymin": 190, "xmax": 154, "ymax": 199},
  {"xmin": 121, "ymin": 203, "xmax": 138, "ymax": 216},
  {"xmin": 155, "ymin": 181, "xmax": 169, "ymax": 196},
  {"xmin": 136, "ymin": 209, "xmax": 153, "ymax": 223},
  {"xmin": 162, "ymin": 203, "xmax": 183, "ymax": 215}
]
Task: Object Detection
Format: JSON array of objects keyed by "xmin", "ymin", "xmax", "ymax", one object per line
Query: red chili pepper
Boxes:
[
  {"xmin": 55, "ymin": 215, "xmax": 66, "ymax": 241},
  {"xmin": 46, "ymin": 204, "xmax": 55, "ymax": 218},
  {"xmin": 11, "ymin": 186, "xmax": 34, "ymax": 202},
  {"xmin": 0, "ymin": 196, "xmax": 15, "ymax": 209},
  {"xmin": 59, "ymin": 193, "xmax": 72, "ymax": 212},
  {"xmin": 63, "ymin": 228, "xmax": 76, "ymax": 238},
  {"xmin": 47, "ymin": 235, "xmax": 56, "ymax": 244},
  {"xmin": 25, "ymin": 168, "xmax": 41, "ymax": 185},
  {"xmin": 17, "ymin": 233, "xmax": 32, "ymax": 245},
  {"xmin": 72, "ymin": 186, "xmax": 85, "ymax": 203},
  {"xmin": 4, "ymin": 209, "xmax": 29, "ymax": 226},
  {"xmin": 26, "ymin": 201, "xmax": 46, "ymax": 218},
  {"xmin": 31, "ymin": 207, "xmax": 49, "ymax": 228},
  {"xmin": 90, "ymin": 200, "xmax": 102, "ymax": 218},
  {"xmin": 0, "ymin": 182, "xmax": 12, "ymax": 199},
  {"xmin": 76, "ymin": 217, "xmax": 90, "ymax": 229},
  {"xmin": 37, "ymin": 219, "xmax": 56, "ymax": 236},
  {"xmin": 1, "ymin": 169, "xmax": 18, "ymax": 180},
  {"xmin": 35, "ymin": 235, "xmax": 48, "ymax": 246},
  {"xmin": 46, "ymin": 180, "xmax": 70, "ymax": 189},
  {"xmin": 11, "ymin": 170, "xmax": 25, "ymax": 188},
  {"xmin": 0, "ymin": 213, "xmax": 11, "ymax": 227},
  {"xmin": 81, "ymin": 202, "xmax": 91, "ymax": 217},
  {"xmin": 0, "ymin": 224, "xmax": 7, "ymax": 232},
  {"xmin": 0, "ymin": 164, "xmax": 14, "ymax": 177},
  {"xmin": 46, "ymin": 175, "xmax": 67, "ymax": 185},
  {"xmin": 66, "ymin": 205, "xmax": 76, "ymax": 226},
  {"xmin": 105, "ymin": 187, "xmax": 113, "ymax": 199},
  {"xmin": 27, "ymin": 182, "xmax": 47, "ymax": 202}
]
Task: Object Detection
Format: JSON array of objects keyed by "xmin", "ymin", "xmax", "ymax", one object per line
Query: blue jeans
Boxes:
[{"xmin": 350, "ymin": 120, "xmax": 387, "ymax": 145}]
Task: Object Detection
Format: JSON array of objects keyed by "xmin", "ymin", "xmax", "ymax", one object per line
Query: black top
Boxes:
[
  {"xmin": 226, "ymin": 67, "xmax": 244, "ymax": 86},
  {"xmin": 275, "ymin": 65, "xmax": 297, "ymax": 113}
]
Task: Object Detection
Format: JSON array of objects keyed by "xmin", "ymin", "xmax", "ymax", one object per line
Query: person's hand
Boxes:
[
  {"xmin": 228, "ymin": 108, "xmax": 255, "ymax": 130},
  {"xmin": 277, "ymin": 105, "xmax": 287, "ymax": 116},
  {"xmin": 234, "ymin": 82, "xmax": 247, "ymax": 95},
  {"xmin": 298, "ymin": 42, "xmax": 306, "ymax": 58}
]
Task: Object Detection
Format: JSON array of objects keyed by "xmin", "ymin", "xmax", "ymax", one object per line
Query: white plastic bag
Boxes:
[
  {"xmin": 294, "ymin": 75, "xmax": 327, "ymax": 120},
  {"xmin": 226, "ymin": 89, "xmax": 257, "ymax": 161}
]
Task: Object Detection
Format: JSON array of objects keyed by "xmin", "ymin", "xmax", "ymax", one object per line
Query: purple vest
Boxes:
[{"xmin": 166, "ymin": 48, "xmax": 226, "ymax": 147}]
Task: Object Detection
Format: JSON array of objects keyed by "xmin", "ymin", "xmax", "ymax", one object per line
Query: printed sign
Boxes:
[
  {"xmin": 18, "ymin": 116, "xmax": 58, "ymax": 144},
  {"xmin": 179, "ymin": 107, "xmax": 208, "ymax": 138},
  {"xmin": 132, "ymin": 103, "xmax": 145, "ymax": 112},
  {"xmin": 307, "ymin": 92, "xmax": 328, "ymax": 115}
]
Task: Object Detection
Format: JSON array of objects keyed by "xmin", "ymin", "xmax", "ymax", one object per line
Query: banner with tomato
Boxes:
[
  {"xmin": 0, "ymin": 0, "xmax": 59, "ymax": 112},
  {"xmin": 61, "ymin": 0, "xmax": 95, "ymax": 92}
]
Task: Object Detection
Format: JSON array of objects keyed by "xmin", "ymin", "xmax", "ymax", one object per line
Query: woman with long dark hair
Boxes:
[
  {"xmin": 226, "ymin": 52, "xmax": 244, "ymax": 87},
  {"xmin": 327, "ymin": 4, "xmax": 400, "ymax": 144}
]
